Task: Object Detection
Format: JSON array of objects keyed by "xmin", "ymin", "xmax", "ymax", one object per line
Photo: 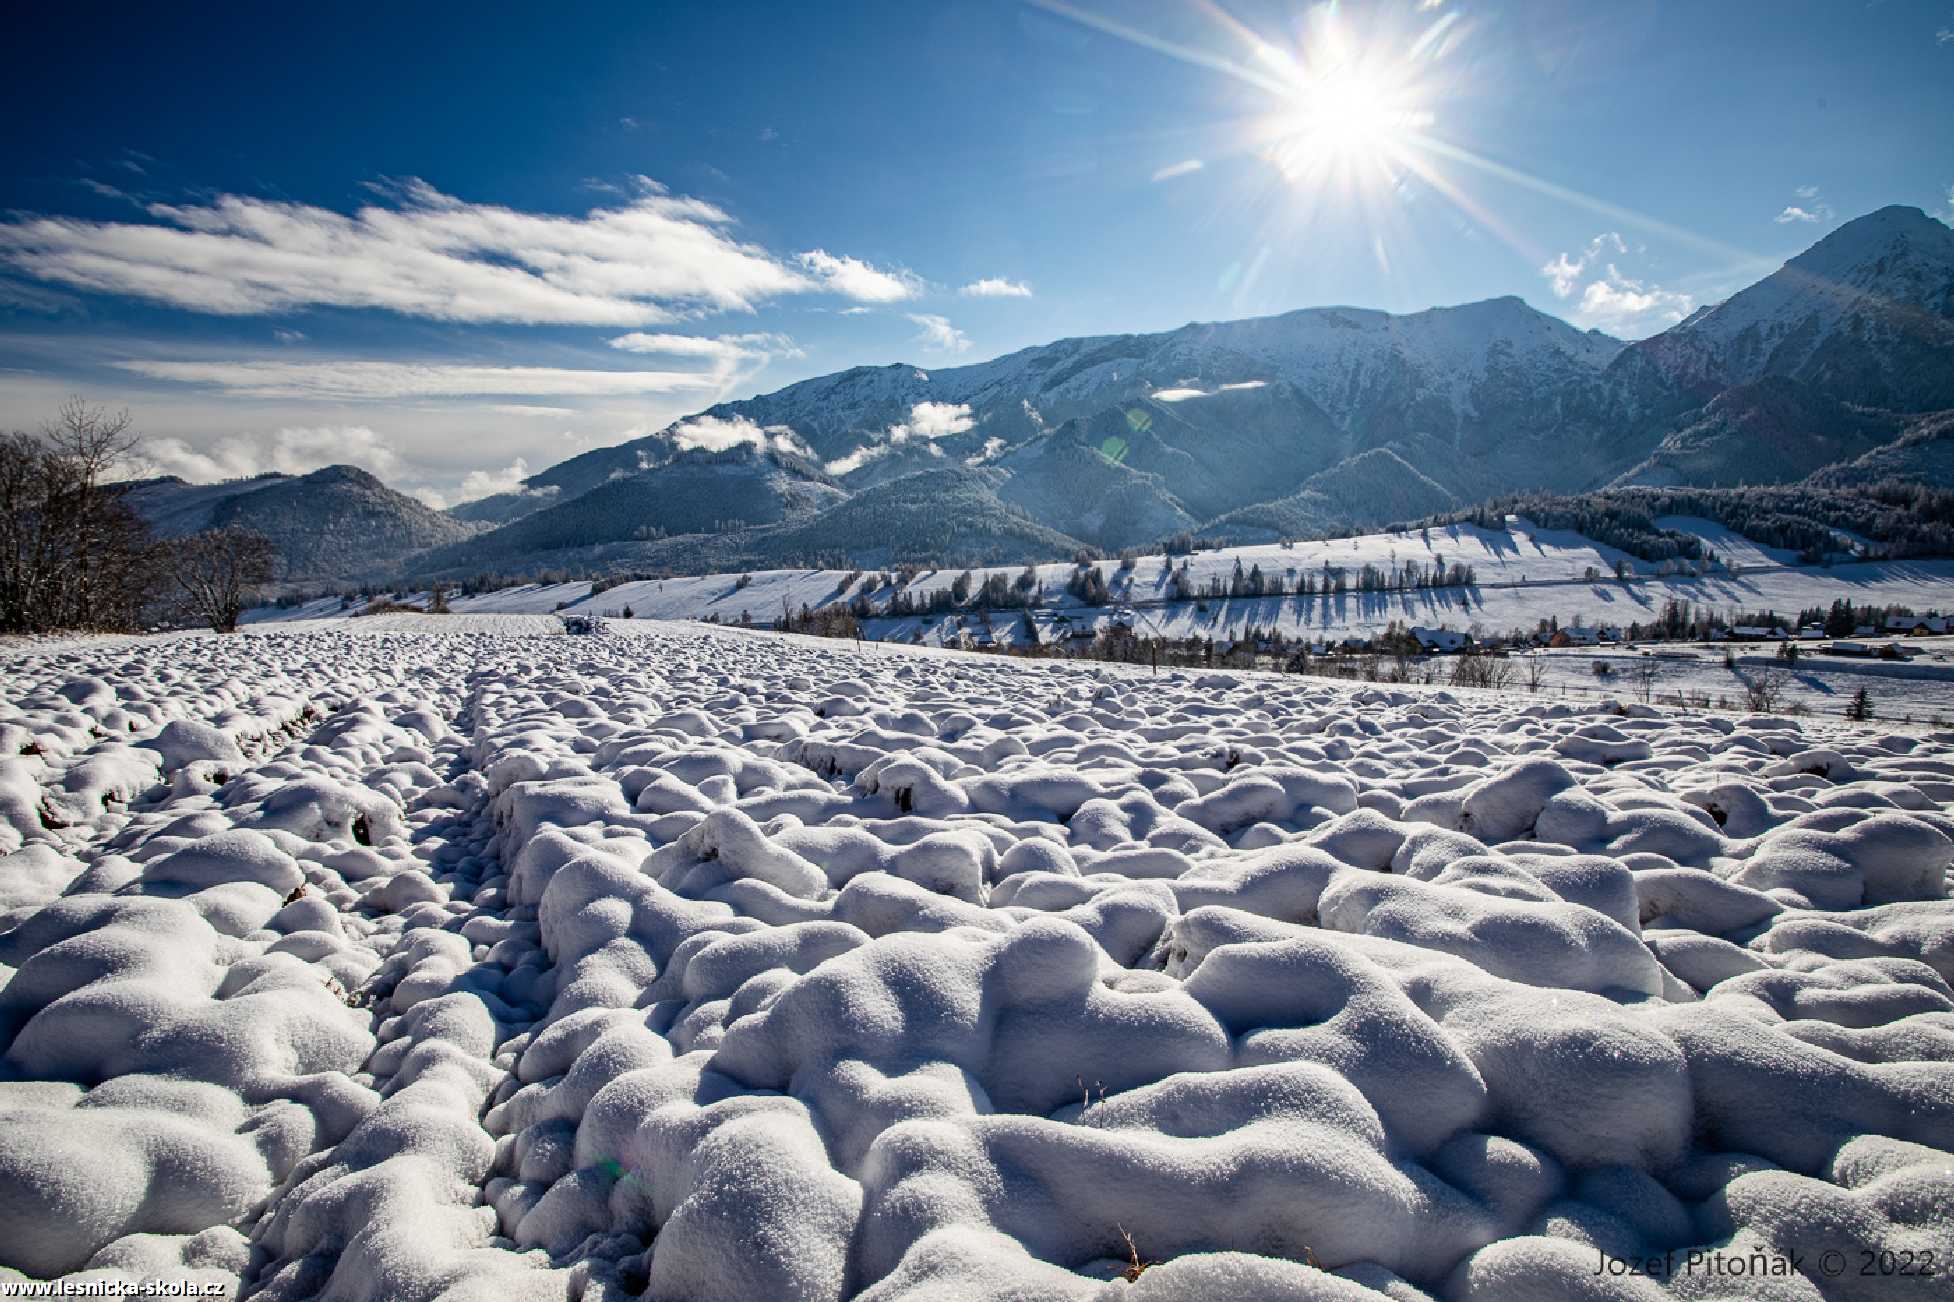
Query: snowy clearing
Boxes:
[{"xmin": 2, "ymin": 621, "xmax": 1953, "ymax": 1298}]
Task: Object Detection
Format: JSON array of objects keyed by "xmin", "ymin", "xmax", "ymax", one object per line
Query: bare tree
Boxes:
[
  {"xmin": 1523, "ymin": 655, "xmax": 1548, "ymax": 693},
  {"xmin": 1740, "ymin": 668, "xmax": 1791, "ymax": 713},
  {"xmin": 165, "ymin": 527, "xmax": 278, "ymax": 632},
  {"xmin": 0, "ymin": 399, "xmax": 153, "ymax": 633}
]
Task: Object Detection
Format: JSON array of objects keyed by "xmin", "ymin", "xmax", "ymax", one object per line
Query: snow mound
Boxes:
[{"xmin": 0, "ymin": 621, "xmax": 1950, "ymax": 1297}]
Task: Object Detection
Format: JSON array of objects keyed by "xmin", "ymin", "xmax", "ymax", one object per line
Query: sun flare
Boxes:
[{"xmin": 1263, "ymin": 58, "xmax": 1433, "ymax": 184}]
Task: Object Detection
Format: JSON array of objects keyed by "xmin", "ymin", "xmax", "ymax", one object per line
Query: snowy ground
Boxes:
[
  {"xmin": 249, "ymin": 518, "xmax": 1954, "ymax": 657},
  {"xmin": 1449, "ymin": 645, "xmax": 1954, "ymax": 726},
  {"xmin": 3, "ymin": 620, "xmax": 1953, "ymax": 1298}
]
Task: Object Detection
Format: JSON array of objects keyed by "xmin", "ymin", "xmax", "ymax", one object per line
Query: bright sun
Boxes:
[{"xmin": 1266, "ymin": 63, "xmax": 1430, "ymax": 182}]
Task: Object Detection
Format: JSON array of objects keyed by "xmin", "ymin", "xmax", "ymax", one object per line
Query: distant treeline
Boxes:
[{"xmin": 1424, "ymin": 480, "xmax": 1954, "ymax": 563}]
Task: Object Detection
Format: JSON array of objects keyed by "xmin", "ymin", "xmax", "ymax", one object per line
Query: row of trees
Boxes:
[{"xmin": 0, "ymin": 401, "xmax": 276, "ymax": 635}]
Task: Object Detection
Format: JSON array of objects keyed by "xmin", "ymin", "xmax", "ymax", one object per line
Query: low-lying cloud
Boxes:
[{"xmin": 140, "ymin": 424, "xmax": 403, "ymax": 483}]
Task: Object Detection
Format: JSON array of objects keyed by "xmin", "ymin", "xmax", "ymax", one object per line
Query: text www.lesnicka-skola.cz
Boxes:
[{"xmin": 0, "ymin": 1282, "xmax": 230, "ymax": 1298}]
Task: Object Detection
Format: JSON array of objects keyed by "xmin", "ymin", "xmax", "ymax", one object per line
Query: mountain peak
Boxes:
[{"xmin": 1789, "ymin": 204, "xmax": 1954, "ymax": 276}]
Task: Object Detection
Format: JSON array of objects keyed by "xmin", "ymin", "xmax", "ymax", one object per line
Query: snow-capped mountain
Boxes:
[
  {"xmin": 1618, "ymin": 204, "xmax": 1954, "ymax": 409},
  {"xmin": 125, "ymin": 206, "xmax": 1953, "ymax": 583},
  {"xmin": 117, "ymin": 465, "xmax": 477, "ymax": 580}
]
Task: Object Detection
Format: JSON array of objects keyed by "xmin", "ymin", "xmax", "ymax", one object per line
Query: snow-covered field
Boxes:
[
  {"xmin": 250, "ymin": 518, "xmax": 1954, "ymax": 655},
  {"xmin": 3, "ymin": 620, "xmax": 1953, "ymax": 1298}
]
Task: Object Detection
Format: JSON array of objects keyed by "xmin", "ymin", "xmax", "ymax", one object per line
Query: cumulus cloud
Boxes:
[
  {"xmin": 1575, "ymin": 265, "xmax": 1694, "ymax": 336},
  {"xmin": 140, "ymin": 424, "xmax": 403, "ymax": 482},
  {"xmin": 668, "ymin": 413, "xmax": 807, "ymax": 456},
  {"xmin": 113, "ymin": 359, "xmax": 725, "ymax": 401},
  {"xmin": 0, "ymin": 179, "xmax": 923, "ymax": 324},
  {"xmin": 907, "ymin": 313, "xmax": 971, "ymax": 353},
  {"xmin": 896, "ymin": 401, "xmax": 975, "ymax": 441},
  {"xmin": 965, "ymin": 435, "xmax": 1006, "ymax": 465},
  {"xmin": 798, "ymin": 249, "xmax": 920, "ymax": 302},
  {"xmin": 1540, "ymin": 232, "xmax": 1627, "ymax": 299},
  {"xmin": 958, "ymin": 277, "xmax": 1032, "ymax": 298}
]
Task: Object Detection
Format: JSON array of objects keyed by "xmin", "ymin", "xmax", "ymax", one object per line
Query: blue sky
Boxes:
[{"xmin": 1, "ymin": 0, "xmax": 1950, "ymax": 503}]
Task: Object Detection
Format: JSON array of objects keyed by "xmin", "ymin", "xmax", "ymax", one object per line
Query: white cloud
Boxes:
[
  {"xmin": 114, "ymin": 359, "xmax": 726, "ymax": 400},
  {"xmin": 958, "ymin": 277, "xmax": 1032, "ymax": 298},
  {"xmin": 896, "ymin": 401, "xmax": 975, "ymax": 441},
  {"xmin": 412, "ymin": 457, "xmax": 537, "ymax": 507},
  {"xmin": 272, "ymin": 327, "xmax": 305, "ymax": 344},
  {"xmin": 797, "ymin": 249, "xmax": 920, "ymax": 302},
  {"xmin": 1540, "ymin": 232, "xmax": 1626, "ymax": 299},
  {"xmin": 0, "ymin": 180, "xmax": 897, "ymax": 325},
  {"xmin": 486, "ymin": 404, "xmax": 575, "ymax": 417},
  {"xmin": 907, "ymin": 313, "xmax": 971, "ymax": 354},
  {"xmin": 667, "ymin": 412, "xmax": 806, "ymax": 456},
  {"xmin": 1940, "ymin": 184, "xmax": 1954, "ymax": 224},
  {"xmin": 1939, "ymin": 26, "xmax": 1953, "ymax": 44},
  {"xmin": 966, "ymin": 435, "xmax": 1006, "ymax": 465},
  {"xmin": 1150, "ymin": 387, "xmax": 1206, "ymax": 402},
  {"xmin": 141, "ymin": 424, "xmax": 403, "ymax": 482},
  {"xmin": 823, "ymin": 446, "xmax": 883, "ymax": 476},
  {"xmin": 1220, "ymin": 379, "xmax": 1267, "ymax": 391},
  {"xmin": 838, "ymin": 306, "xmax": 872, "ymax": 316},
  {"xmin": 605, "ymin": 330, "xmax": 801, "ymax": 362},
  {"xmin": 1151, "ymin": 159, "xmax": 1204, "ymax": 183},
  {"xmin": 824, "ymin": 401, "xmax": 974, "ymax": 475},
  {"xmin": 1774, "ymin": 186, "xmax": 1833, "ymax": 224},
  {"xmin": 1575, "ymin": 265, "xmax": 1694, "ymax": 336}
]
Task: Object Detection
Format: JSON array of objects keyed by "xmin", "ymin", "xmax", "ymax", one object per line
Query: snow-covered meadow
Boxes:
[{"xmin": 2, "ymin": 620, "xmax": 1953, "ymax": 1299}]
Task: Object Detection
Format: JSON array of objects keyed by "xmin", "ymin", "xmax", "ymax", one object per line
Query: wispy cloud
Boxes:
[
  {"xmin": 1938, "ymin": 25, "xmax": 1954, "ymax": 44},
  {"xmin": 605, "ymin": 330, "xmax": 801, "ymax": 362},
  {"xmin": 907, "ymin": 312, "xmax": 971, "ymax": 353},
  {"xmin": 113, "ymin": 359, "xmax": 727, "ymax": 400},
  {"xmin": 0, "ymin": 179, "xmax": 917, "ymax": 324},
  {"xmin": 798, "ymin": 249, "xmax": 920, "ymax": 302},
  {"xmin": 958, "ymin": 277, "xmax": 1032, "ymax": 298},
  {"xmin": 1540, "ymin": 232, "xmax": 1626, "ymax": 299},
  {"xmin": 272, "ymin": 327, "xmax": 306, "ymax": 344},
  {"xmin": 1774, "ymin": 184, "xmax": 1833, "ymax": 225},
  {"xmin": 1151, "ymin": 159, "xmax": 1204, "ymax": 183}
]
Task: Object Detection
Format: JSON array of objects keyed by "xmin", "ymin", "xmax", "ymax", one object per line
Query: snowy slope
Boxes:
[
  {"xmin": 1621, "ymin": 205, "xmax": 1954, "ymax": 409},
  {"xmin": 1, "ymin": 622, "xmax": 1951, "ymax": 1296}
]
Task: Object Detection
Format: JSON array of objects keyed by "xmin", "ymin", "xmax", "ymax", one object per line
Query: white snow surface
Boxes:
[{"xmin": 2, "ymin": 620, "xmax": 1953, "ymax": 1298}]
